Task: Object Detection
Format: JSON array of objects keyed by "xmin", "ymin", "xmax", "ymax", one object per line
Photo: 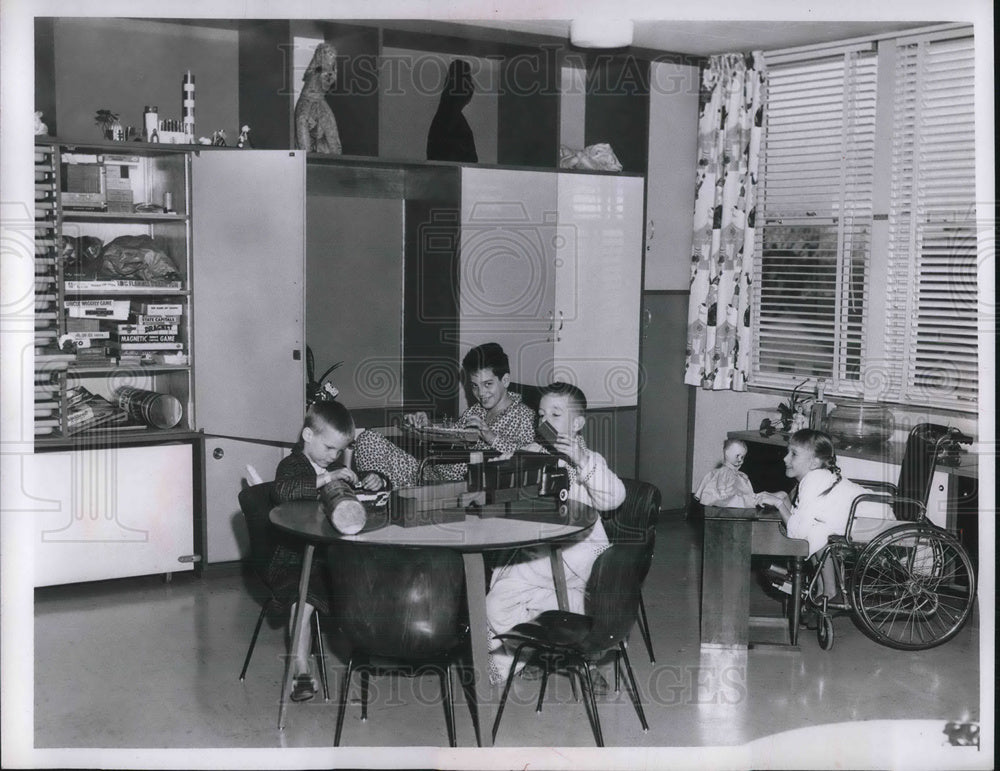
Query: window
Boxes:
[{"xmin": 751, "ymin": 27, "xmax": 977, "ymax": 412}]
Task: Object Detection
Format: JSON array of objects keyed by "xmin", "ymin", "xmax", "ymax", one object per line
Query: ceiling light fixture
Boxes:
[{"xmin": 569, "ymin": 19, "xmax": 634, "ymax": 49}]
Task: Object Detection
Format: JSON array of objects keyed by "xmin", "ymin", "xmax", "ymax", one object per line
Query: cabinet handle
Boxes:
[
  {"xmin": 547, "ymin": 311, "xmax": 554, "ymax": 331},
  {"xmin": 558, "ymin": 311, "xmax": 564, "ymax": 331},
  {"xmin": 212, "ymin": 447, "xmax": 224, "ymax": 460}
]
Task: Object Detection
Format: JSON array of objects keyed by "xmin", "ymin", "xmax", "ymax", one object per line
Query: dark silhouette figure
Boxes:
[{"xmin": 427, "ymin": 60, "xmax": 478, "ymax": 163}]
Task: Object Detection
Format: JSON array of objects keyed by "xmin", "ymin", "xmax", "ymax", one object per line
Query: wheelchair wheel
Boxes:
[
  {"xmin": 850, "ymin": 525, "xmax": 976, "ymax": 650},
  {"xmin": 817, "ymin": 615, "xmax": 834, "ymax": 650}
]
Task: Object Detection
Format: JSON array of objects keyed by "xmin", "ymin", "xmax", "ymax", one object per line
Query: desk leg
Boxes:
[
  {"xmin": 462, "ymin": 553, "xmax": 494, "ymax": 747},
  {"xmin": 278, "ymin": 542, "xmax": 314, "ymax": 731},
  {"xmin": 701, "ymin": 518, "xmax": 752, "ymax": 647}
]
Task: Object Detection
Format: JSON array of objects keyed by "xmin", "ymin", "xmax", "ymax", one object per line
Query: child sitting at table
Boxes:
[
  {"xmin": 694, "ymin": 437, "xmax": 757, "ymax": 508},
  {"xmin": 486, "ymin": 382, "xmax": 626, "ymax": 688},
  {"xmin": 269, "ymin": 400, "xmax": 387, "ymax": 702},
  {"xmin": 352, "ymin": 342, "xmax": 536, "ymax": 486},
  {"xmin": 754, "ymin": 429, "xmax": 894, "ymax": 601}
]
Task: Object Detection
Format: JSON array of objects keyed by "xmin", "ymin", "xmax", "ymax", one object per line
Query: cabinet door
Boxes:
[
  {"xmin": 202, "ymin": 436, "xmax": 289, "ymax": 563},
  {"xmin": 555, "ymin": 174, "xmax": 644, "ymax": 407},
  {"xmin": 26, "ymin": 444, "xmax": 195, "ymax": 587},
  {"xmin": 191, "ymin": 151, "xmax": 305, "ymax": 441},
  {"xmin": 460, "ymin": 167, "xmax": 557, "ymax": 392}
]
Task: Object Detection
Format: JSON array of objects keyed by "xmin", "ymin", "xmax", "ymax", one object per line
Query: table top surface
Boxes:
[
  {"xmin": 270, "ymin": 498, "xmax": 598, "ymax": 552},
  {"xmin": 703, "ymin": 505, "xmax": 783, "ymax": 522}
]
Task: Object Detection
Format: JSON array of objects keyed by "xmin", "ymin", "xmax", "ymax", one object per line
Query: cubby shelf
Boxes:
[{"xmin": 35, "ymin": 141, "xmax": 194, "ymax": 440}]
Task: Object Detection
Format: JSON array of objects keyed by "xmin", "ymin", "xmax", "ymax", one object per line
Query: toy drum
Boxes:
[{"xmin": 113, "ymin": 386, "xmax": 182, "ymax": 429}]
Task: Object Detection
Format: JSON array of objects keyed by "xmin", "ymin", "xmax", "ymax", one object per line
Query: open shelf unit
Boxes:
[{"xmin": 34, "ymin": 140, "xmax": 194, "ymax": 444}]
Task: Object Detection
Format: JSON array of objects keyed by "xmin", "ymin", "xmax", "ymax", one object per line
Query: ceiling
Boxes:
[{"xmin": 453, "ymin": 19, "xmax": 938, "ymax": 57}]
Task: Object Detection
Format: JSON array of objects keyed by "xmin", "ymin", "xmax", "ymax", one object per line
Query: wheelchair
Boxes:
[{"xmin": 798, "ymin": 425, "xmax": 978, "ymax": 651}]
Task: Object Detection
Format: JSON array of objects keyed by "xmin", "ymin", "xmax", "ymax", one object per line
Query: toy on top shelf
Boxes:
[{"xmin": 294, "ymin": 42, "xmax": 342, "ymax": 155}]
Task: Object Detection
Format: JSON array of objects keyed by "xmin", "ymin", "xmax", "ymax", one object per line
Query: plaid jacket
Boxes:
[{"xmin": 271, "ymin": 447, "xmax": 344, "ymax": 503}]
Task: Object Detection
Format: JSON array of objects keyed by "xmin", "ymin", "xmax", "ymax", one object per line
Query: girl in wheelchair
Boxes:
[{"xmin": 755, "ymin": 429, "xmax": 894, "ymax": 603}]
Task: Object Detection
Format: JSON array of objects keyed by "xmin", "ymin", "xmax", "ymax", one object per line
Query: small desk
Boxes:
[
  {"xmin": 269, "ymin": 497, "xmax": 598, "ymax": 740},
  {"xmin": 700, "ymin": 506, "xmax": 809, "ymax": 649}
]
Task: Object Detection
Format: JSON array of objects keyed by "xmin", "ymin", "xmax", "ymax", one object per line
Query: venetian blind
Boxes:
[
  {"xmin": 884, "ymin": 33, "xmax": 978, "ymax": 409},
  {"xmin": 752, "ymin": 48, "xmax": 877, "ymax": 391}
]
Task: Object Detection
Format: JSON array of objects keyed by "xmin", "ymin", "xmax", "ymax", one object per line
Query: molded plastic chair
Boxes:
[
  {"xmin": 491, "ymin": 539, "xmax": 654, "ymax": 745},
  {"xmin": 237, "ymin": 482, "xmax": 330, "ymax": 700},
  {"xmin": 328, "ymin": 542, "xmax": 481, "ymax": 747},
  {"xmin": 600, "ymin": 479, "xmax": 661, "ymax": 662}
]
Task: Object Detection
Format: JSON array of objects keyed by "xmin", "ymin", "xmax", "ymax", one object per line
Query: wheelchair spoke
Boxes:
[{"xmin": 851, "ymin": 527, "xmax": 975, "ymax": 650}]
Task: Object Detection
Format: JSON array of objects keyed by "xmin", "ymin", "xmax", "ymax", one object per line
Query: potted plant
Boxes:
[{"xmin": 95, "ymin": 109, "xmax": 122, "ymax": 140}]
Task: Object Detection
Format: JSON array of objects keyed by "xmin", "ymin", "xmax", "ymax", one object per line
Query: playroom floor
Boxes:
[{"xmin": 31, "ymin": 511, "xmax": 983, "ymax": 766}]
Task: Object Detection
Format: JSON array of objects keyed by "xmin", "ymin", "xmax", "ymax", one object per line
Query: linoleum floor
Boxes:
[{"xmin": 32, "ymin": 512, "xmax": 983, "ymax": 761}]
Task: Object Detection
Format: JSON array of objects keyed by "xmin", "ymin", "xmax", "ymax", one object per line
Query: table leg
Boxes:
[
  {"xmin": 278, "ymin": 542, "xmax": 314, "ymax": 731},
  {"xmin": 462, "ymin": 552, "xmax": 495, "ymax": 746},
  {"xmin": 549, "ymin": 547, "xmax": 570, "ymax": 612}
]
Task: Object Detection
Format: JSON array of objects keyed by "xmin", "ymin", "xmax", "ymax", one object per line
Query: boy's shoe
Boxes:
[{"xmin": 290, "ymin": 674, "xmax": 317, "ymax": 702}]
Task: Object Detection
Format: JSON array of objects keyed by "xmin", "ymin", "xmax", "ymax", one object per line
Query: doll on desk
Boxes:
[{"xmin": 694, "ymin": 438, "xmax": 757, "ymax": 508}]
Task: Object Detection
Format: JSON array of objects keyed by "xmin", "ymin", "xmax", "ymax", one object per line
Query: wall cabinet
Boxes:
[
  {"xmin": 29, "ymin": 443, "xmax": 195, "ymax": 587},
  {"xmin": 31, "ymin": 146, "xmax": 307, "ymax": 581},
  {"xmin": 459, "ymin": 167, "xmax": 644, "ymax": 408}
]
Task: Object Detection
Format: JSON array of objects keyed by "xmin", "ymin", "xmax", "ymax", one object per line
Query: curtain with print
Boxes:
[{"xmin": 683, "ymin": 52, "xmax": 765, "ymax": 390}]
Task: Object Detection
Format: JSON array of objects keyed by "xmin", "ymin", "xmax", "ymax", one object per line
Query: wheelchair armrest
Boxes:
[
  {"xmin": 849, "ymin": 478, "xmax": 898, "ymax": 494},
  {"xmin": 846, "ymin": 491, "xmax": 925, "ymax": 534}
]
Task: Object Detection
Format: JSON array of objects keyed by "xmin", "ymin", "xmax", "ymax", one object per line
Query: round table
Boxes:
[{"xmin": 269, "ymin": 497, "xmax": 598, "ymax": 740}]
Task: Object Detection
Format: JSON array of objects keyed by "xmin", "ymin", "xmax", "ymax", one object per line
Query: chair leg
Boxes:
[
  {"xmin": 238, "ymin": 602, "xmax": 271, "ymax": 681},
  {"xmin": 618, "ymin": 641, "xmax": 648, "ymax": 732},
  {"xmin": 457, "ymin": 652, "xmax": 482, "ymax": 747},
  {"xmin": 579, "ymin": 660, "xmax": 604, "ymax": 747},
  {"xmin": 491, "ymin": 644, "xmax": 527, "ymax": 743},
  {"xmin": 360, "ymin": 667, "xmax": 370, "ymax": 722},
  {"xmin": 535, "ymin": 667, "xmax": 549, "ymax": 713},
  {"xmin": 311, "ymin": 609, "xmax": 329, "ymax": 701},
  {"xmin": 442, "ymin": 665, "xmax": 457, "ymax": 748},
  {"xmin": 636, "ymin": 591, "xmax": 656, "ymax": 663},
  {"xmin": 334, "ymin": 657, "xmax": 355, "ymax": 747}
]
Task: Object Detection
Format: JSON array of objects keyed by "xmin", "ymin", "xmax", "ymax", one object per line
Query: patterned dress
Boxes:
[{"xmin": 352, "ymin": 392, "xmax": 536, "ymax": 487}]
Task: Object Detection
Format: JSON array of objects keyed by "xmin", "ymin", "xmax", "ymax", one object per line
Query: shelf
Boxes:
[
  {"xmin": 63, "ymin": 288, "xmax": 189, "ymax": 296},
  {"xmin": 61, "ymin": 210, "xmax": 188, "ymax": 222},
  {"xmin": 68, "ymin": 364, "xmax": 190, "ymax": 375},
  {"xmin": 34, "ymin": 427, "xmax": 202, "ymax": 451}
]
